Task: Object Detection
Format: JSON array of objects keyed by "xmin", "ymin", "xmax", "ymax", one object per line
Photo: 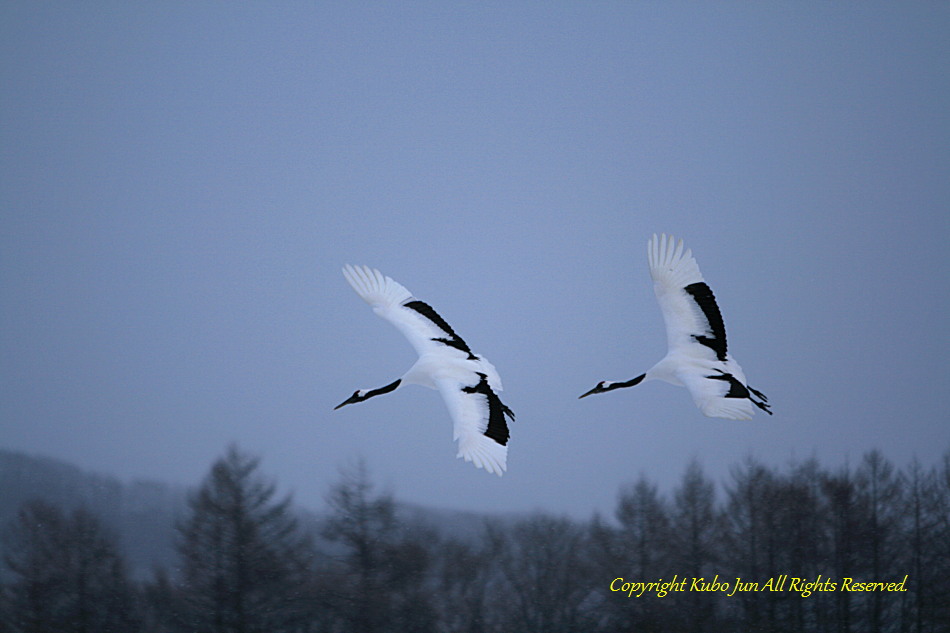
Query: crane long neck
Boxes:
[
  {"xmin": 611, "ymin": 374, "xmax": 646, "ymax": 390},
  {"xmin": 364, "ymin": 379, "xmax": 402, "ymax": 400}
]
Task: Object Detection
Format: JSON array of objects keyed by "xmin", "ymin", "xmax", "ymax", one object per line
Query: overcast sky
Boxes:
[{"xmin": 2, "ymin": 2, "xmax": 948, "ymax": 518}]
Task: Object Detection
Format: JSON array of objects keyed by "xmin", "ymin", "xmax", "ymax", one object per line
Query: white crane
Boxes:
[
  {"xmin": 579, "ymin": 234, "xmax": 771, "ymax": 420},
  {"xmin": 335, "ymin": 265, "xmax": 514, "ymax": 475}
]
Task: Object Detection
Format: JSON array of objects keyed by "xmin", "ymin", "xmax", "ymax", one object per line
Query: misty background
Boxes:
[{"xmin": 2, "ymin": 3, "xmax": 948, "ymax": 519}]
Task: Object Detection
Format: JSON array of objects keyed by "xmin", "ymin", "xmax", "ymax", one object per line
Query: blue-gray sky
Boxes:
[{"xmin": 2, "ymin": 3, "xmax": 948, "ymax": 517}]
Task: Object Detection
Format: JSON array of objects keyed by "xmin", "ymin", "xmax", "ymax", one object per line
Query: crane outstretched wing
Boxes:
[
  {"xmin": 342, "ymin": 265, "xmax": 502, "ymax": 390},
  {"xmin": 436, "ymin": 373, "xmax": 513, "ymax": 476},
  {"xmin": 342, "ymin": 265, "xmax": 471, "ymax": 354},
  {"xmin": 648, "ymin": 234, "xmax": 728, "ymax": 361},
  {"xmin": 675, "ymin": 366, "xmax": 756, "ymax": 420}
]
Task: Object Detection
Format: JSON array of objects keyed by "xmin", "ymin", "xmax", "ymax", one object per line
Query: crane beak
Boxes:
[
  {"xmin": 578, "ymin": 385, "xmax": 600, "ymax": 399},
  {"xmin": 334, "ymin": 393, "xmax": 360, "ymax": 410}
]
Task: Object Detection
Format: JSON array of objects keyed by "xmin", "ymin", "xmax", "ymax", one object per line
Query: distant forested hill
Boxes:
[
  {"xmin": 0, "ymin": 448, "xmax": 493, "ymax": 580},
  {"xmin": 0, "ymin": 448, "xmax": 186, "ymax": 579}
]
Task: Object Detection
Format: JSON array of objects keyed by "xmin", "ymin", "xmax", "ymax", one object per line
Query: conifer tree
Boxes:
[
  {"xmin": 174, "ymin": 445, "xmax": 316, "ymax": 633},
  {"xmin": 320, "ymin": 460, "xmax": 437, "ymax": 633},
  {"xmin": 2, "ymin": 500, "xmax": 138, "ymax": 633}
]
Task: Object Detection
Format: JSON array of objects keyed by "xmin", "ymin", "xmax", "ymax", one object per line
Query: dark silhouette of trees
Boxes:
[
  {"xmin": 616, "ymin": 476, "xmax": 672, "ymax": 582},
  {"xmin": 855, "ymin": 450, "xmax": 904, "ymax": 633},
  {"xmin": 904, "ymin": 454, "xmax": 950, "ymax": 633},
  {"xmin": 3, "ymin": 446, "xmax": 948, "ymax": 633},
  {"xmin": 1, "ymin": 500, "xmax": 138, "ymax": 633},
  {"xmin": 670, "ymin": 459, "xmax": 720, "ymax": 631},
  {"xmin": 434, "ymin": 536, "xmax": 494, "ymax": 633},
  {"xmin": 586, "ymin": 450, "xmax": 950, "ymax": 633},
  {"xmin": 170, "ymin": 444, "xmax": 317, "ymax": 633},
  {"xmin": 319, "ymin": 460, "xmax": 437, "ymax": 633},
  {"xmin": 822, "ymin": 464, "xmax": 866, "ymax": 633},
  {"xmin": 484, "ymin": 514, "xmax": 595, "ymax": 633},
  {"xmin": 721, "ymin": 457, "xmax": 778, "ymax": 630},
  {"xmin": 779, "ymin": 458, "xmax": 827, "ymax": 632},
  {"xmin": 589, "ymin": 475, "xmax": 673, "ymax": 632}
]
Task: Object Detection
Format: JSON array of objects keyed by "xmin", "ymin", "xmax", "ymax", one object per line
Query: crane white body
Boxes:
[
  {"xmin": 580, "ymin": 234, "xmax": 770, "ymax": 420},
  {"xmin": 336, "ymin": 265, "xmax": 513, "ymax": 475}
]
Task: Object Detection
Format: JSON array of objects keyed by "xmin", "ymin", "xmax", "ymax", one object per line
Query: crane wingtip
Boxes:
[
  {"xmin": 341, "ymin": 264, "xmax": 412, "ymax": 307},
  {"xmin": 457, "ymin": 438, "xmax": 508, "ymax": 476}
]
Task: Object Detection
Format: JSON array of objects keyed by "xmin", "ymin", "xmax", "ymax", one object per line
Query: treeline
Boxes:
[{"xmin": 1, "ymin": 446, "xmax": 948, "ymax": 633}]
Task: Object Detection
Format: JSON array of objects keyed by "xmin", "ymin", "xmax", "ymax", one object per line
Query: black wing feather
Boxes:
[
  {"xmin": 404, "ymin": 300, "xmax": 478, "ymax": 360},
  {"xmin": 684, "ymin": 282, "xmax": 728, "ymax": 361},
  {"xmin": 462, "ymin": 373, "xmax": 514, "ymax": 446}
]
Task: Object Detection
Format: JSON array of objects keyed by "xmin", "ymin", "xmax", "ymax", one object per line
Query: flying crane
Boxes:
[
  {"xmin": 336, "ymin": 265, "xmax": 514, "ymax": 475},
  {"xmin": 580, "ymin": 234, "xmax": 771, "ymax": 420}
]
